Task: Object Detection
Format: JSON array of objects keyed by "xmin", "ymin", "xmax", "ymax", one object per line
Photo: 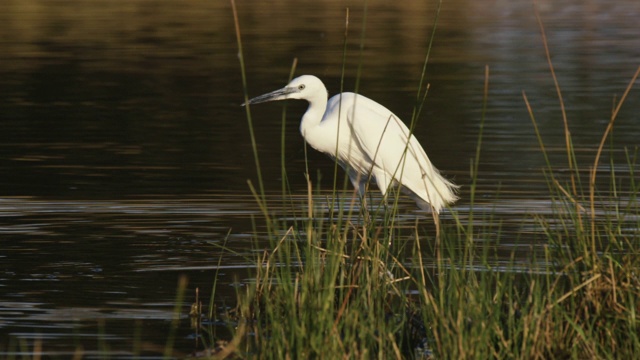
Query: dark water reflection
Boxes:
[{"xmin": 1, "ymin": 0, "xmax": 639, "ymax": 356}]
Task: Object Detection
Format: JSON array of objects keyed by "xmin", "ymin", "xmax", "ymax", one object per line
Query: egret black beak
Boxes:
[{"xmin": 242, "ymin": 87, "xmax": 296, "ymax": 106}]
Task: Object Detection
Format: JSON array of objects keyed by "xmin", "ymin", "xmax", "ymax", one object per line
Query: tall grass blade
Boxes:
[{"xmin": 231, "ymin": 0, "xmax": 267, "ymax": 206}]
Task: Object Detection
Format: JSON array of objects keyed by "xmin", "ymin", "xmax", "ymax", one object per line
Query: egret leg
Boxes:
[
  {"xmin": 347, "ymin": 171, "xmax": 369, "ymax": 210},
  {"xmin": 372, "ymin": 169, "xmax": 393, "ymax": 209},
  {"xmin": 347, "ymin": 171, "xmax": 367, "ymax": 196}
]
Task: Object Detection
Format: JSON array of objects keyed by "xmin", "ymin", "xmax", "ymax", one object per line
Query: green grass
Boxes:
[{"xmin": 215, "ymin": 1, "xmax": 640, "ymax": 359}]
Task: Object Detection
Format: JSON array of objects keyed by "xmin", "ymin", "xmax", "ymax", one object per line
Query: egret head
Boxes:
[{"xmin": 243, "ymin": 75, "xmax": 327, "ymax": 105}]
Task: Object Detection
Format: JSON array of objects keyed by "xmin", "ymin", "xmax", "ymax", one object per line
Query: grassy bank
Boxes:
[{"xmin": 211, "ymin": 141, "xmax": 639, "ymax": 359}]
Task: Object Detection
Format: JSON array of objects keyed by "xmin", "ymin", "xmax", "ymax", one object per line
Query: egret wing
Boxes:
[
  {"xmin": 346, "ymin": 96, "xmax": 456, "ymax": 211},
  {"xmin": 346, "ymin": 98, "xmax": 424, "ymax": 185}
]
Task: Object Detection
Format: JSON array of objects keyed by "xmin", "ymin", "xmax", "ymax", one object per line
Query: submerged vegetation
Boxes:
[{"xmin": 210, "ymin": 1, "xmax": 640, "ymax": 359}]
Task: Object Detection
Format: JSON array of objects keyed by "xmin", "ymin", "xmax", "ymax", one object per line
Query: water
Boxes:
[{"xmin": 1, "ymin": 0, "xmax": 639, "ymax": 356}]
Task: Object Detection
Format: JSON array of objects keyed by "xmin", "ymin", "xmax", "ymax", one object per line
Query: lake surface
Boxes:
[{"xmin": 1, "ymin": 0, "xmax": 639, "ymax": 357}]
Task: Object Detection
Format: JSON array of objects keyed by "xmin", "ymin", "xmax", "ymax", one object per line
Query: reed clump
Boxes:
[
  {"xmin": 212, "ymin": 138, "xmax": 639, "ymax": 360},
  {"xmin": 210, "ymin": 150, "xmax": 639, "ymax": 359}
]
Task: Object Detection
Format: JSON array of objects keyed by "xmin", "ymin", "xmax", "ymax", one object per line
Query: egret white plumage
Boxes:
[{"xmin": 244, "ymin": 75, "xmax": 458, "ymax": 213}]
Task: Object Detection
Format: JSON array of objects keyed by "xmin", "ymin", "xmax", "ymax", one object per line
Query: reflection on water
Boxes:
[
  {"xmin": 1, "ymin": 0, "xmax": 639, "ymax": 356},
  {"xmin": 0, "ymin": 196, "xmax": 256, "ymax": 356}
]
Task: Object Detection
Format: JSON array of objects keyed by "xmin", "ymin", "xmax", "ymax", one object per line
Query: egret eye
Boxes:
[{"xmin": 298, "ymin": 84, "xmax": 305, "ymax": 90}]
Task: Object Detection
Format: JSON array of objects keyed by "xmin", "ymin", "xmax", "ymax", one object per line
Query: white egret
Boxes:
[{"xmin": 244, "ymin": 75, "xmax": 458, "ymax": 213}]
